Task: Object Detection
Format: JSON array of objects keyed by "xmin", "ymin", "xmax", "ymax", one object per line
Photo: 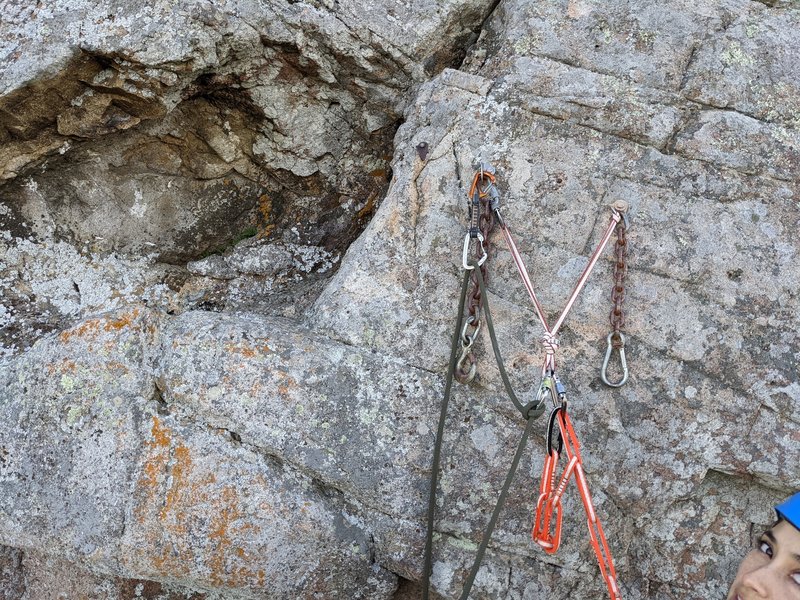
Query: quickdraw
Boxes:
[{"xmin": 423, "ymin": 163, "xmax": 631, "ymax": 600}]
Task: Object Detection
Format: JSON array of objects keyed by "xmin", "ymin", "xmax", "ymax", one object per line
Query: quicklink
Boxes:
[{"xmin": 455, "ymin": 315, "xmax": 481, "ymax": 383}]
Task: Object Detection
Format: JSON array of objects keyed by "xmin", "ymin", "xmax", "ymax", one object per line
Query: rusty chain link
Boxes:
[{"xmin": 609, "ymin": 220, "xmax": 627, "ymax": 347}]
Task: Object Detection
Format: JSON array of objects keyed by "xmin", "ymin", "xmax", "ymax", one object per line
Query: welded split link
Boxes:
[
  {"xmin": 601, "ymin": 332, "xmax": 628, "ymax": 388},
  {"xmin": 554, "ymin": 375, "xmax": 567, "ymax": 400},
  {"xmin": 484, "ymin": 179, "xmax": 501, "ymax": 212},
  {"xmin": 462, "ymin": 231, "xmax": 488, "ymax": 270}
]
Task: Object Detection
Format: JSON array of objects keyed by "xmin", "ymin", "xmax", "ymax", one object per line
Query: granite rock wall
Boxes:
[{"xmin": 1, "ymin": 0, "xmax": 799, "ymax": 598}]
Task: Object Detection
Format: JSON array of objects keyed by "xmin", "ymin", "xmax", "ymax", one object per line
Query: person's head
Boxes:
[{"xmin": 728, "ymin": 492, "xmax": 800, "ymax": 599}]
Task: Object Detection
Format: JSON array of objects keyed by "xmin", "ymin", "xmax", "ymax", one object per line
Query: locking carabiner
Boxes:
[{"xmin": 601, "ymin": 332, "xmax": 628, "ymax": 387}]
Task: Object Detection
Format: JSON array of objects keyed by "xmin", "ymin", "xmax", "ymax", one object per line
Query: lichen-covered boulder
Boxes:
[{"xmin": 2, "ymin": 0, "xmax": 800, "ymax": 599}]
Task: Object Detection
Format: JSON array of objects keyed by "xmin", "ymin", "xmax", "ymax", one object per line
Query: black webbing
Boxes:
[
  {"xmin": 459, "ymin": 416, "xmax": 536, "ymax": 600},
  {"xmin": 422, "ymin": 269, "xmax": 471, "ymax": 600},
  {"xmin": 473, "ymin": 263, "xmax": 536, "ymax": 420},
  {"xmin": 423, "ymin": 263, "xmax": 544, "ymax": 600}
]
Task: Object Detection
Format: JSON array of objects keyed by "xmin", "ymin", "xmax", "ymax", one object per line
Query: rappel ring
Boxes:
[{"xmin": 601, "ymin": 332, "xmax": 628, "ymax": 388}]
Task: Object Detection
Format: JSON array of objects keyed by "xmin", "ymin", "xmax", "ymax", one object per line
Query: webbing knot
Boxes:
[{"xmin": 541, "ymin": 332, "xmax": 560, "ymax": 355}]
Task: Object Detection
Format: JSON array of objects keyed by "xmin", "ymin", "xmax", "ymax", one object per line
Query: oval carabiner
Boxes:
[
  {"xmin": 601, "ymin": 332, "xmax": 628, "ymax": 388},
  {"xmin": 462, "ymin": 231, "xmax": 487, "ymax": 270}
]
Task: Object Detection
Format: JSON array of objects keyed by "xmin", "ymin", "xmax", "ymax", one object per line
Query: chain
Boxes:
[
  {"xmin": 601, "ymin": 212, "xmax": 629, "ymax": 388},
  {"xmin": 454, "ymin": 170, "xmax": 496, "ymax": 384},
  {"xmin": 609, "ymin": 220, "xmax": 627, "ymax": 348},
  {"xmin": 467, "ymin": 193, "xmax": 495, "ymax": 322}
]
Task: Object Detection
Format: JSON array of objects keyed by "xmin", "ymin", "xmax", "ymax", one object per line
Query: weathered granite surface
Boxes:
[{"xmin": 2, "ymin": 0, "xmax": 800, "ymax": 598}]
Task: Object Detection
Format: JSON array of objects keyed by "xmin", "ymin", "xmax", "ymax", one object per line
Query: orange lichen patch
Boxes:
[
  {"xmin": 273, "ymin": 369, "xmax": 298, "ymax": 396},
  {"xmin": 59, "ymin": 308, "xmax": 142, "ymax": 343},
  {"xmin": 257, "ymin": 193, "xmax": 272, "ymax": 221},
  {"xmin": 134, "ymin": 417, "xmax": 173, "ymax": 525},
  {"xmin": 151, "ymin": 416, "xmax": 171, "ymax": 448},
  {"xmin": 206, "ymin": 486, "xmax": 265, "ymax": 588},
  {"xmin": 103, "ymin": 308, "xmax": 141, "ymax": 332},
  {"xmin": 104, "ymin": 360, "xmax": 131, "ymax": 375},
  {"xmin": 59, "ymin": 319, "xmax": 100, "ymax": 343},
  {"xmin": 133, "ymin": 419, "xmax": 196, "ymax": 577},
  {"xmin": 223, "ymin": 341, "xmax": 272, "ymax": 358},
  {"xmin": 207, "ymin": 486, "xmax": 242, "ymax": 585},
  {"xmin": 357, "ymin": 189, "xmax": 379, "ymax": 220},
  {"xmin": 131, "ymin": 422, "xmax": 272, "ymax": 591},
  {"xmin": 276, "ymin": 373, "xmax": 298, "ymax": 396},
  {"xmin": 46, "ymin": 359, "xmax": 77, "ymax": 375},
  {"xmin": 256, "ymin": 194, "xmax": 276, "ymax": 238},
  {"xmin": 160, "ymin": 445, "xmax": 192, "ymax": 523}
]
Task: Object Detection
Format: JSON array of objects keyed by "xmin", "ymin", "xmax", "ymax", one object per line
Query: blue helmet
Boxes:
[{"xmin": 776, "ymin": 492, "xmax": 800, "ymax": 531}]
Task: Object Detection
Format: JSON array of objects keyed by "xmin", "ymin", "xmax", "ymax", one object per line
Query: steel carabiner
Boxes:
[
  {"xmin": 462, "ymin": 231, "xmax": 487, "ymax": 270},
  {"xmin": 601, "ymin": 332, "xmax": 628, "ymax": 387}
]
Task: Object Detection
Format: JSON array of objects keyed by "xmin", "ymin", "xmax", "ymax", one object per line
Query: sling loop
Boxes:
[{"xmin": 423, "ymin": 260, "xmax": 545, "ymax": 600}]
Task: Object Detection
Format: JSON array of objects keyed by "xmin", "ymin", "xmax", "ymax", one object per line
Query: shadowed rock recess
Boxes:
[{"xmin": 1, "ymin": 0, "xmax": 799, "ymax": 598}]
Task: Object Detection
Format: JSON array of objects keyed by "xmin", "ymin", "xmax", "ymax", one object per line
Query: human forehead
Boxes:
[{"xmin": 770, "ymin": 520, "xmax": 800, "ymax": 554}]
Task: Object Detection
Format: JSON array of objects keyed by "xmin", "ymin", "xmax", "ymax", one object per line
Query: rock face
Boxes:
[{"xmin": 1, "ymin": 1, "xmax": 799, "ymax": 599}]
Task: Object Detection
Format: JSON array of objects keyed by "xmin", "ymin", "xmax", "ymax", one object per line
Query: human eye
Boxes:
[
  {"xmin": 792, "ymin": 573, "xmax": 800, "ymax": 586},
  {"xmin": 758, "ymin": 538, "xmax": 774, "ymax": 557}
]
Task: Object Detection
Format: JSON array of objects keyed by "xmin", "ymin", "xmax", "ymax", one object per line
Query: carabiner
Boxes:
[
  {"xmin": 462, "ymin": 231, "xmax": 487, "ymax": 270},
  {"xmin": 455, "ymin": 348, "xmax": 478, "ymax": 384},
  {"xmin": 601, "ymin": 332, "xmax": 628, "ymax": 387}
]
